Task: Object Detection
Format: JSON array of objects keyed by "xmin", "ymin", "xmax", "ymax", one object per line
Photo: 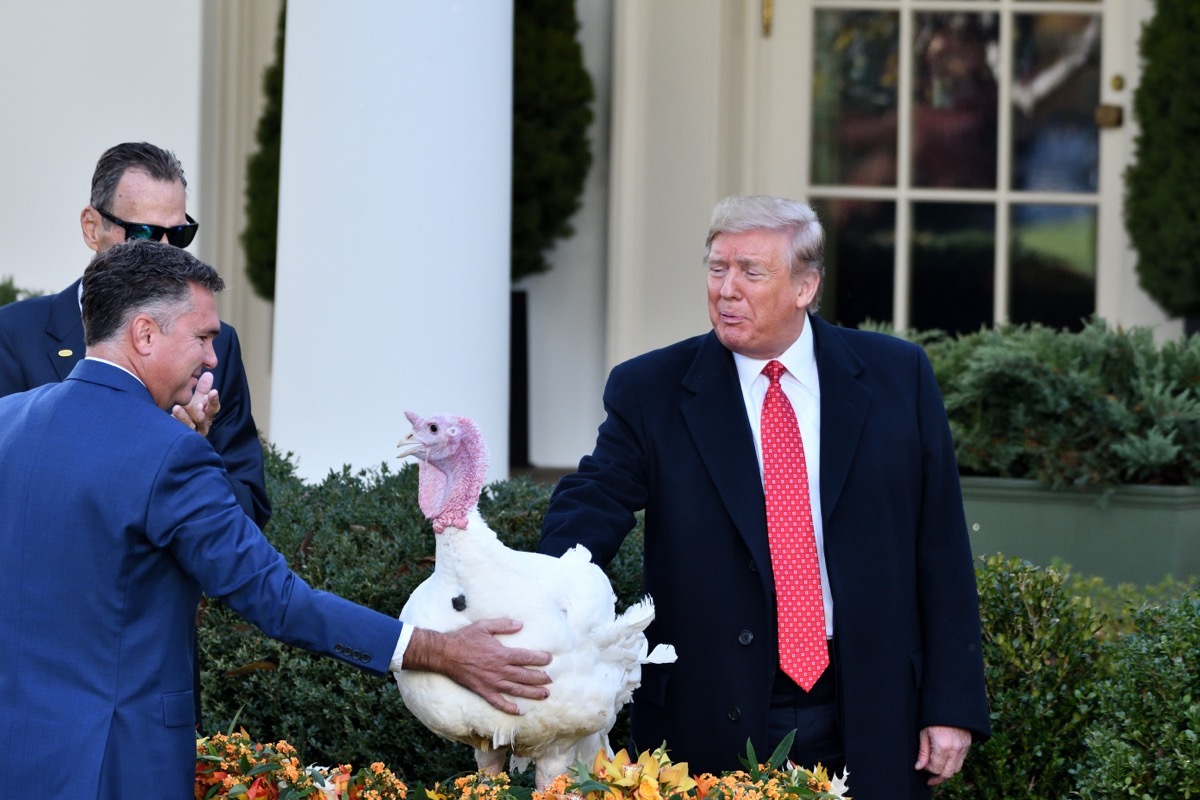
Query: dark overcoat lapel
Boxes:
[
  {"xmin": 44, "ymin": 280, "xmax": 85, "ymax": 381},
  {"xmin": 809, "ymin": 315, "xmax": 871, "ymax": 523},
  {"xmin": 679, "ymin": 332, "xmax": 772, "ymax": 591}
]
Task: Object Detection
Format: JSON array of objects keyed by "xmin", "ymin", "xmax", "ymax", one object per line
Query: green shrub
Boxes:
[
  {"xmin": 511, "ymin": 0, "xmax": 595, "ymax": 281},
  {"xmin": 1125, "ymin": 0, "xmax": 1200, "ymax": 319},
  {"xmin": 199, "ymin": 445, "xmax": 643, "ymax": 790},
  {"xmin": 0, "ymin": 275, "xmax": 42, "ymax": 306},
  {"xmin": 1067, "ymin": 571, "xmax": 1199, "ymax": 639},
  {"xmin": 936, "ymin": 555, "xmax": 1108, "ymax": 800},
  {"xmin": 1074, "ymin": 595, "xmax": 1200, "ymax": 800},
  {"xmin": 0, "ymin": 276, "xmax": 18, "ymax": 306},
  {"xmin": 241, "ymin": 1, "xmax": 284, "ymax": 302},
  {"xmin": 917, "ymin": 318, "xmax": 1200, "ymax": 490}
]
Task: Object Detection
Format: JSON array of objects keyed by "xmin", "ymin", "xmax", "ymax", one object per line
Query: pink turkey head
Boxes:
[{"xmin": 396, "ymin": 411, "xmax": 490, "ymax": 532}]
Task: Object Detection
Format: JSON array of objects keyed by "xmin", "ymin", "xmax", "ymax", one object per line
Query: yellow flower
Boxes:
[
  {"xmin": 631, "ymin": 776, "xmax": 662, "ymax": 800},
  {"xmin": 592, "ymin": 748, "xmax": 633, "ymax": 783}
]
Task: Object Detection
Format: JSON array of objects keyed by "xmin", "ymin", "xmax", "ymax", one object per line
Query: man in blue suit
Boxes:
[
  {"xmin": 539, "ymin": 196, "xmax": 990, "ymax": 798},
  {"xmin": 0, "ymin": 240, "xmax": 552, "ymax": 798},
  {"xmin": 0, "ymin": 142, "xmax": 269, "ymax": 528}
]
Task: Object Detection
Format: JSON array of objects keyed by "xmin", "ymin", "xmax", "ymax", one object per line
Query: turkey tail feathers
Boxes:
[
  {"xmin": 645, "ymin": 643, "xmax": 677, "ymax": 664},
  {"xmin": 615, "ymin": 595, "xmax": 656, "ymax": 633}
]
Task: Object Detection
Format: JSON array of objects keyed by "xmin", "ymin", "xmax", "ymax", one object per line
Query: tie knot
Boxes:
[{"xmin": 764, "ymin": 360, "xmax": 787, "ymax": 384}]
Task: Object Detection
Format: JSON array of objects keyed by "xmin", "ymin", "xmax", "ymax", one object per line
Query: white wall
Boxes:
[
  {"xmin": 606, "ymin": 1, "xmax": 730, "ymax": 368},
  {"xmin": 0, "ymin": 1, "xmax": 203, "ymax": 296},
  {"xmin": 270, "ymin": 2, "xmax": 514, "ymax": 484},
  {"xmin": 199, "ymin": 0, "xmax": 283, "ymax": 438}
]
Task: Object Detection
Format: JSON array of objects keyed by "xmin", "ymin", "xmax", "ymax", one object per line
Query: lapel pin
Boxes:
[{"xmin": 58, "ymin": 349, "xmax": 73, "ymax": 358}]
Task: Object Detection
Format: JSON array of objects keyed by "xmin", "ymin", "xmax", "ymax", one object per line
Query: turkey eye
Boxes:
[{"xmin": 429, "ymin": 424, "xmax": 439, "ymax": 433}]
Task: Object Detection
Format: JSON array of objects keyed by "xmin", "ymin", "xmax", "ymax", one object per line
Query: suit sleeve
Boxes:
[
  {"xmin": 913, "ymin": 348, "xmax": 992, "ymax": 740},
  {"xmin": 209, "ymin": 325, "xmax": 272, "ymax": 529},
  {"xmin": 538, "ymin": 363, "xmax": 649, "ymax": 567},
  {"xmin": 150, "ymin": 432, "xmax": 403, "ymax": 676}
]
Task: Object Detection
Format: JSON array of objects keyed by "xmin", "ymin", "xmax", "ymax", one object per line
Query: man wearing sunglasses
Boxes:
[{"xmin": 0, "ymin": 142, "xmax": 269, "ymax": 529}]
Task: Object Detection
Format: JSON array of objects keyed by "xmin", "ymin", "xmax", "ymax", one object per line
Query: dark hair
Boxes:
[
  {"xmin": 82, "ymin": 239, "xmax": 224, "ymax": 346},
  {"xmin": 704, "ymin": 195, "xmax": 827, "ymax": 310},
  {"xmin": 90, "ymin": 142, "xmax": 187, "ymax": 211}
]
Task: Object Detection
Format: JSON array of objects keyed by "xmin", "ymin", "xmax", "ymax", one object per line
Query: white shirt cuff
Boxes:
[{"xmin": 389, "ymin": 623, "xmax": 416, "ymax": 673}]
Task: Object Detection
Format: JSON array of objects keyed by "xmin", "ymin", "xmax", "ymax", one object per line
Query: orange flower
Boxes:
[
  {"xmin": 693, "ymin": 773, "xmax": 720, "ymax": 800},
  {"xmin": 245, "ymin": 774, "xmax": 280, "ymax": 800}
]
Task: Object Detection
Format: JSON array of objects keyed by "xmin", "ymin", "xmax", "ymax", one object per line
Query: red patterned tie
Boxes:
[{"xmin": 761, "ymin": 360, "xmax": 828, "ymax": 691}]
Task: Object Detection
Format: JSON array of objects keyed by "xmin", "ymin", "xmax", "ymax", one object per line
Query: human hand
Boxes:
[
  {"xmin": 405, "ymin": 618, "xmax": 552, "ymax": 714},
  {"xmin": 915, "ymin": 725, "xmax": 972, "ymax": 786},
  {"xmin": 171, "ymin": 371, "xmax": 220, "ymax": 437}
]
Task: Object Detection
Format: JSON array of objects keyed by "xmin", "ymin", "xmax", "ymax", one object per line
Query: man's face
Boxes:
[
  {"xmin": 142, "ymin": 284, "xmax": 220, "ymax": 410},
  {"xmin": 706, "ymin": 228, "xmax": 818, "ymax": 360},
  {"xmin": 87, "ymin": 169, "xmax": 188, "ymax": 254}
]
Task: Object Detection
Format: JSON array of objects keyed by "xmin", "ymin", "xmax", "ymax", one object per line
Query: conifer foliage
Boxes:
[{"xmin": 1124, "ymin": 0, "xmax": 1200, "ymax": 319}]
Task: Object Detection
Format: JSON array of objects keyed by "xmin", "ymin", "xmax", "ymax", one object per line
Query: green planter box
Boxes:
[{"xmin": 961, "ymin": 476, "xmax": 1200, "ymax": 585}]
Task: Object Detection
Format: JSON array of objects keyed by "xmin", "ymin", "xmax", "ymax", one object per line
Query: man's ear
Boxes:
[
  {"xmin": 80, "ymin": 207, "xmax": 103, "ymax": 253},
  {"xmin": 795, "ymin": 270, "xmax": 820, "ymax": 310},
  {"xmin": 129, "ymin": 314, "xmax": 158, "ymax": 356}
]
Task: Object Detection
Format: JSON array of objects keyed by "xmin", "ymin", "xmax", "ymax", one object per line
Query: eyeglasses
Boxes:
[{"xmin": 96, "ymin": 207, "xmax": 199, "ymax": 248}]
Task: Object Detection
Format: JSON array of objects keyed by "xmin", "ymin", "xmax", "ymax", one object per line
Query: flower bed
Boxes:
[
  {"xmin": 195, "ymin": 731, "xmax": 408, "ymax": 800},
  {"xmin": 196, "ymin": 732, "xmax": 849, "ymax": 800}
]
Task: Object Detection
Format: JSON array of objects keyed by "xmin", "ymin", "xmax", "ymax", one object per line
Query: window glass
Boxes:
[
  {"xmin": 913, "ymin": 12, "xmax": 1000, "ymax": 189},
  {"xmin": 812, "ymin": 11, "xmax": 900, "ymax": 186},
  {"xmin": 815, "ymin": 198, "xmax": 896, "ymax": 328},
  {"xmin": 911, "ymin": 202, "xmax": 995, "ymax": 334},
  {"xmin": 1012, "ymin": 14, "xmax": 1101, "ymax": 193},
  {"xmin": 1010, "ymin": 204, "xmax": 1096, "ymax": 329}
]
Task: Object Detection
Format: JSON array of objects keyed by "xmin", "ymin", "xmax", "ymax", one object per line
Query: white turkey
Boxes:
[{"xmin": 393, "ymin": 411, "xmax": 676, "ymax": 789}]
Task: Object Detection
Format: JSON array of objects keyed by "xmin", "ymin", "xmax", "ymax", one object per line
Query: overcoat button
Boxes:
[
  {"xmin": 748, "ymin": 559, "xmax": 758, "ymax": 572},
  {"xmin": 738, "ymin": 630, "xmax": 754, "ymax": 646},
  {"xmin": 727, "ymin": 706, "xmax": 741, "ymax": 721}
]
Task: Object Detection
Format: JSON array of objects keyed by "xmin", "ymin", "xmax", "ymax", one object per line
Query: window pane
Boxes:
[
  {"xmin": 912, "ymin": 13, "xmax": 1000, "ymax": 189},
  {"xmin": 1012, "ymin": 14, "xmax": 1101, "ymax": 192},
  {"xmin": 815, "ymin": 198, "xmax": 895, "ymax": 328},
  {"xmin": 911, "ymin": 202, "xmax": 994, "ymax": 334},
  {"xmin": 1010, "ymin": 204, "xmax": 1096, "ymax": 330},
  {"xmin": 812, "ymin": 11, "xmax": 899, "ymax": 186}
]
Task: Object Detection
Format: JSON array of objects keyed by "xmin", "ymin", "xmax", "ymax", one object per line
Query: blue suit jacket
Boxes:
[
  {"xmin": 0, "ymin": 360, "xmax": 403, "ymax": 798},
  {"xmin": 539, "ymin": 316, "xmax": 990, "ymax": 799},
  {"xmin": 0, "ymin": 279, "xmax": 270, "ymax": 527}
]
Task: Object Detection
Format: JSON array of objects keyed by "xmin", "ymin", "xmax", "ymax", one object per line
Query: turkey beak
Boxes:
[{"xmin": 396, "ymin": 436, "xmax": 427, "ymax": 461}]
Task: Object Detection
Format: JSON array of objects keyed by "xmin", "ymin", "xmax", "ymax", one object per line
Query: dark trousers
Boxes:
[{"xmin": 766, "ymin": 640, "xmax": 845, "ymax": 776}]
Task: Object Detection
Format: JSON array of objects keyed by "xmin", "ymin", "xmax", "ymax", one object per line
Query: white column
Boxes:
[{"xmin": 271, "ymin": 1, "xmax": 513, "ymax": 483}]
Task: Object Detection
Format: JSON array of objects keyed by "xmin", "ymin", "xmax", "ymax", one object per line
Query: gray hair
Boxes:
[
  {"xmin": 81, "ymin": 239, "xmax": 224, "ymax": 346},
  {"xmin": 90, "ymin": 142, "xmax": 187, "ymax": 211},
  {"xmin": 704, "ymin": 195, "xmax": 827, "ymax": 310}
]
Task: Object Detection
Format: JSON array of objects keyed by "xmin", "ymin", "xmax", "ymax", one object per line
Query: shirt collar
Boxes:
[
  {"xmin": 731, "ymin": 313, "xmax": 818, "ymax": 393},
  {"xmin": 84, "ymin": 355, "xmax": 145, "ymax": 387}
]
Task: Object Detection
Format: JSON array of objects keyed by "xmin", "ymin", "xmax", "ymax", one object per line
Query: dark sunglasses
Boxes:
[{"xmin": 96, "ymin": 207, "xmax": 199, "ymax": 248}]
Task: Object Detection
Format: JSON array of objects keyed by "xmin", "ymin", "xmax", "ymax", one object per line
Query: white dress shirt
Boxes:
[{"xmin": 731, "ymin": 317, "xmax": 834, "ymax": 637}]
